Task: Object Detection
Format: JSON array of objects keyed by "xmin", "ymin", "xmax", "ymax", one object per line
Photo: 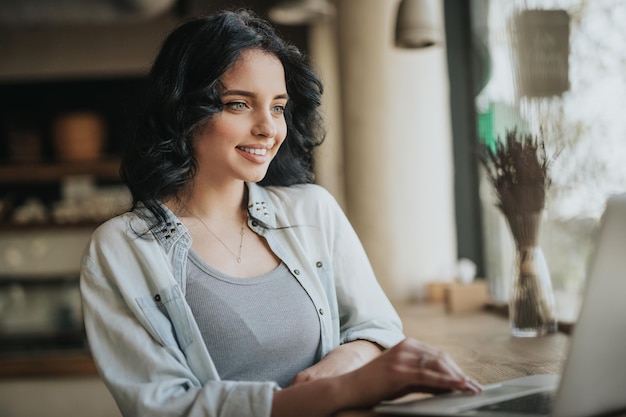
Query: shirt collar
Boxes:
[
  {"xmin": 134, "ymin": 202, "xmax": 190, "ymax": 252},
  {"xmin": 246, "ymin": 182, "xmax": 277, "ymax": 229},
  {"xmin": 134, "ymin": 183, "xmax": 276, "ymax": 250}
]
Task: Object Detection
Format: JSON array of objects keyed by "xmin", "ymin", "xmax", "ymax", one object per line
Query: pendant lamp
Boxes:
[
  {"xmin": 267, "ymin": 0, "xmax": 335, "ymax": 25},
  {"xmin": 395, "ymin": 0, "xmax": 443, "ymax": 48}
]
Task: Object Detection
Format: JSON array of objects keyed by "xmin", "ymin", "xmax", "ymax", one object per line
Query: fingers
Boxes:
[
  {"xmin": 290, "ymin": 371, "xmax": 312, "ymax": 386},
  {"xmin": 465, "ymin": 378, "xmax": 484, "ymax": 393},
  {"xmin": 392, "ymin": 338, "xmax": 483, "ymax": 394},
  {"xmin": 419, "ymin": 351, "xmax": 469, "ymax": 389},
  {"xmin": 344, "ymin": 338, "xmax": 483, "ymax": 407}
]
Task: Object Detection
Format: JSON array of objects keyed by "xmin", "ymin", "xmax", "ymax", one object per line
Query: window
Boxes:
[{"xmin": 473, "ymin": 0, "xmax": 626, "ymax": 321}]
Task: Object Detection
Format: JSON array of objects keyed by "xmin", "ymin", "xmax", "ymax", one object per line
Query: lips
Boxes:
[{"xmin": 237, "ymin": 146, "xmax": 268, "ymax": 156}]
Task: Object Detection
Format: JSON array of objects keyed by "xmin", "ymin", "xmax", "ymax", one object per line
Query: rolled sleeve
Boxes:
[{"xmin": 320, "ymin": 190, "xmax": 405, "ymax": 350}]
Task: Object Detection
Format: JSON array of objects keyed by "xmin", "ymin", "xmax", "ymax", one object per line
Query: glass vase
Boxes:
[{"xmin": 509, "ymin": 246, "xmax": 557, "ymax": 337}]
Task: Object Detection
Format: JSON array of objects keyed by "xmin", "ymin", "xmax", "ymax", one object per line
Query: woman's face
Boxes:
[{"xmin": 193, "ymin": 49, "xmax": 288, "ymax": 187}]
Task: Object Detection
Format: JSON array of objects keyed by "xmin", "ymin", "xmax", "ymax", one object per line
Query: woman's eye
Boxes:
[
  {"xmin": 272, "ymin": 105, "xmax": 285, "ymax": 115},
  {"xmin": 226, "ymin": 102, "xmax": 248, "ymax": 111}
]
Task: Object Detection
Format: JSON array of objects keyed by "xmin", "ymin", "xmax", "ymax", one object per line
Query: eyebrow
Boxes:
[{"xmin": 221, "ymin": 89, "xmax": 289, "ymax": 100}]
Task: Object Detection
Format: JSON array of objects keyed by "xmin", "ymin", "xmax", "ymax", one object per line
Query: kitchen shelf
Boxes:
[
  {"xmin": 0, "ymin": 351, "xmax": 97, "ymax": 378},
  {"xmin": 0, "ymin": 158, "xmax": 121, "ymax": 183}
]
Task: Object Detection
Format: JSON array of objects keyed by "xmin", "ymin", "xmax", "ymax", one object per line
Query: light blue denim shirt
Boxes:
[{"xmin": 80, "ymin": 182, "xmax": 404, "ymax": 417}]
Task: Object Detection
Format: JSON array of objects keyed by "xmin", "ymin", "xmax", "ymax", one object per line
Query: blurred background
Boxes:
[{"xmin": 0, "ymin": 0, "xmax": 624, "ymax": 415}]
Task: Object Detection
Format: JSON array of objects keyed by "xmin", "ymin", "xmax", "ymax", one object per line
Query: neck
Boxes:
[{"xmin": 171, "ymin": 180, "xmax": 248, "ymax": 221}]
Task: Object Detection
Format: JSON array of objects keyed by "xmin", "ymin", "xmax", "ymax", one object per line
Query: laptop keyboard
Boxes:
[{"xmin": 477, "ymin": 391, "xmax": 556, "ymax": 414}]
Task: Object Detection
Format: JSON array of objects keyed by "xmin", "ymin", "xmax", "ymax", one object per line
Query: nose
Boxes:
[{"xmin": 251, "ymin": 110, "xmax": 278, "ymax": 138}]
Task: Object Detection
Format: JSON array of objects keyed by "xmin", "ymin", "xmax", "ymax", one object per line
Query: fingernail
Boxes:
[{"xmin": 469, "ymin": 380, "xmax": 483, "ymax": 392}]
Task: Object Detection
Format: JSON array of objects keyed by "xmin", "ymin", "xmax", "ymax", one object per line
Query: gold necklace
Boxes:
[{"xmin": 193, "ymin": 212, "xmax": 247, "ymax": 263}]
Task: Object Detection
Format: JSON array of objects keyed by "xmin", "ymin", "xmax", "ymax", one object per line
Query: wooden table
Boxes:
[
  {"xmin": 397, "ymin": 303, "xmax": 568, "ymax": 383},
  {"xmin": 339, "ymin": 302, "xmax": 569, "ymax": 417}
]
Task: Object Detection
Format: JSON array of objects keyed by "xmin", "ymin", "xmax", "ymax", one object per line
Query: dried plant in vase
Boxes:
[{"xmin": 479, "ymin": 129, "xmax": 558, "ymax": 337}]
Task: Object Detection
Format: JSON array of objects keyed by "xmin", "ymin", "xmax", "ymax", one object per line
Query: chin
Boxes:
[{"xmin": 243, "ymin": 171, "xmax": 270, "ymax": 184}]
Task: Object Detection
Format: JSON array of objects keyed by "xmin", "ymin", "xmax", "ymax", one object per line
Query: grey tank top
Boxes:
[{"xmin": 185, "ymin": 249, "xmax": 321, "ymax": 387}]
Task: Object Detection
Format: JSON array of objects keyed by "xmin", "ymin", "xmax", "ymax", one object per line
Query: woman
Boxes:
[{"xmin": 80, "ymin": 9, "xmax": 481, "ymax": 417}]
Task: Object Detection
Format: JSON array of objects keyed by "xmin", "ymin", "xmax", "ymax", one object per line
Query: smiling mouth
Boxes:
[{"xmin": 237, "ymin": 146, "xmax": 268, "ymax": 156}]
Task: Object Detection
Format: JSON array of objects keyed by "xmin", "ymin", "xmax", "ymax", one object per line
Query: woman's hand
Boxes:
[
  {"xmin": 291, "ymin": 340, "xmax": 383, "ymax": 385},
  {"xmin": 339, "ymin": 338, "xmax": 482, "ymax": 409},
  {"xmin": 272, "ymin": 338, "xmax": 481, "ymax": 417}
]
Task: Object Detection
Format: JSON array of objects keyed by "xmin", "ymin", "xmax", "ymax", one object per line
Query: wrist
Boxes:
[
  {"xmin": 272, "ymin": 375, "xmax": 358, "ymax": 417},
  {"xmin": 333, "ymin": 368, "xmax": 375, "ymax": 411}
]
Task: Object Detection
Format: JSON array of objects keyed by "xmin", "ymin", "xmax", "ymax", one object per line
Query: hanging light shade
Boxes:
[
  {"xmin": 267, "ymin": 0, "xmax": 335, "ymax": 26},
  {"xmin": 395, "ymin": 0, "xmax": 443, "ymax": 49}
]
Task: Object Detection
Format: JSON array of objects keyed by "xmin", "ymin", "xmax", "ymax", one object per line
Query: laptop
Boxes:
[{"xmin": 375, "ymin": 193, "xmax": 626, "ymax": 417}]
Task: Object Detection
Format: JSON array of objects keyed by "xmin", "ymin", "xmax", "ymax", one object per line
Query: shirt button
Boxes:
[
  {"xmin": 154, "ymin": 294, "xmax": 161, "ymax": 302},
  {"xmin": 293, "ymin": 269, "xmax": 300, "ymax": 275},
  {"xmin": 319, "ymin": 308, "xmax": 324, "ymax": 315},
  {"xmin": 316, "ymin": 261, "xmax": 323, "ymax": 268}
]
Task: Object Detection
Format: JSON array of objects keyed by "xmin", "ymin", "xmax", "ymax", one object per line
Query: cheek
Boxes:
[
  {"xmin": 198, "ymin": 114, "xmax": 243, "ymax": 143},
  {"xmin": 276, "ymin": 121, "xmax": 288, "ymax": 147}
]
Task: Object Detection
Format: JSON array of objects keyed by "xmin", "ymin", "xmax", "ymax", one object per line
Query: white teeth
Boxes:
[{"xmin": 239, "ymin": 147, "xmax": 267, "ymax": 156}]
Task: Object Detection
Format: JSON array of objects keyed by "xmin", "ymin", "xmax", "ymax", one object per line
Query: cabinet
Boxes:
[
  {"xmin": 0, "ymin": 77, "xmax": 144, "ymax": 229},
  {"xmin": 0, "ymin": 77, "xmax": 143, "ymax": 365}
]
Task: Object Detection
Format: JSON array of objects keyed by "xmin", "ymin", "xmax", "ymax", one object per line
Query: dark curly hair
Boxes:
[{"xmin": 120, "ymin": 9, "xmax": 325, "ymax": 224}]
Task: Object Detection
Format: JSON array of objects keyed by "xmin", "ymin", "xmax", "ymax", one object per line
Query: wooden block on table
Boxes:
[
  {"xmin": 427, "ymin": 282, "xmax": 449, "ymax": 303},
  {"xmin": 444, "ymin": 281, "xmax": 490, "ymax": 314}
]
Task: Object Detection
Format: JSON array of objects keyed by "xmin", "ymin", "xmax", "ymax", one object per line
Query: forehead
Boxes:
[{"xmin": 220, "ymin": 49, "xmax": 286, "ymax": 90}]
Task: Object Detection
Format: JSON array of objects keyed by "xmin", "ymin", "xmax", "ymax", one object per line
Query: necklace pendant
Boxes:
[{"xmin": 191, "ymin": 210, "xmax": 246, "ymax": 265}]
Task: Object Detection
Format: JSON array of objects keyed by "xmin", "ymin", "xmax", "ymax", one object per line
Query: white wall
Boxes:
[{"xmin": 330, "ymin": 0, "xmax": 457, "ymax": 300}]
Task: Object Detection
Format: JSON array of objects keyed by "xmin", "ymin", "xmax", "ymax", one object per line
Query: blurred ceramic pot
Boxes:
[{"xmin": 52, "ymin": 112, "xmax": 106, "ymax": 162}]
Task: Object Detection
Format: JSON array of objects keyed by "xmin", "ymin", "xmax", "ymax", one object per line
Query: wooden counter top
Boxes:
[{"xmin": 395, "ymin": 302, "xmax": 568, "ymax": 384}]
